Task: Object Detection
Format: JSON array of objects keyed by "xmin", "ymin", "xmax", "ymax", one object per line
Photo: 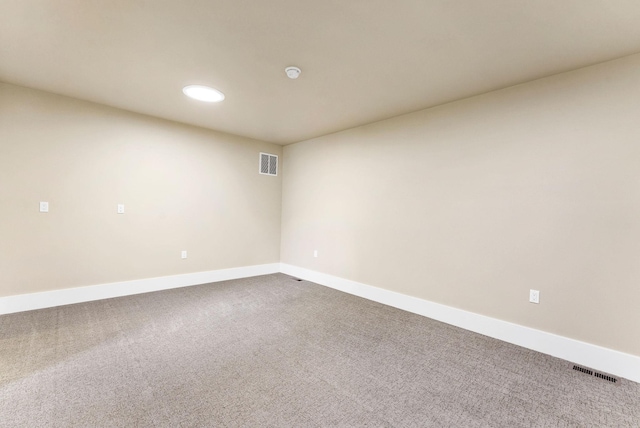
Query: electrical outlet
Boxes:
[
  {"xmin": 181, "ymin": 250, "xmax": 187, "ymax": 259},
  {"xmin": 117, "ymin": 204, "xmax": 125, "ymax": 214},
  {"xmin": 39, "ymin": 202, "xmax": 49, "ymax": 212},
  {"xmin": 529, "ymin": 289, "xmax": 540, "ymax": 304},
  {"xmin": 313, "ymin": 250, "xmax": 318, "ymax": 258}
]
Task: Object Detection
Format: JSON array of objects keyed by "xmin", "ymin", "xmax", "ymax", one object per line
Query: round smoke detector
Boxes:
[{"xmin": 285, "ymin": 66, "xmax": 301, "ymax": 79}]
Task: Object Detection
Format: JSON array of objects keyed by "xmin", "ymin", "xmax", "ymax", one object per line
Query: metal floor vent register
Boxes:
[{"xmin": 572, "ymin": 364, "xmax": 620, "ymax": 385}]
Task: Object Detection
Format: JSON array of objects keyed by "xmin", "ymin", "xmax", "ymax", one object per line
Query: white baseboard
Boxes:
[
  {"xmin": 280, "ymin": 263, "xmax": 640, "ymax": 384},
  {"xmin": 3, "ymin": 262, "xmax": 637, "ymax": 383},
  {"xmin": 0, "ymin": 263, "xmax": 280, "ymax": 315}
]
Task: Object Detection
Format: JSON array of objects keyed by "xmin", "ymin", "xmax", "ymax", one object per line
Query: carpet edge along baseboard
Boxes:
[
  {"xmin": 279, "ymin": 263, "xmax": 640, "ymax": 385},
  {"xmin": 2, "ymin": 262, "xmax": 638, "ymax": 384},
  {"xmin": 0, "ymin": 263, "xmax": 280, "ymax": 315}
]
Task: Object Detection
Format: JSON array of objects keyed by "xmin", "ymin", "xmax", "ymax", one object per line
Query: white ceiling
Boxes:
[{"xmin": 2, "ymin": 1, "xmax": 640, "ymax": 145}]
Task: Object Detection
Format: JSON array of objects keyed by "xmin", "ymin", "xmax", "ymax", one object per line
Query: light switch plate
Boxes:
[{"xmin": 181, "ymin": 250, "xmax": 187, "ymax": 259}]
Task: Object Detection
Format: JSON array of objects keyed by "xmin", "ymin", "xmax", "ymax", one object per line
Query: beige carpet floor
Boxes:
[{"xmin": 1, "ymin": 273, "xmax": 638, "ymax": 427}]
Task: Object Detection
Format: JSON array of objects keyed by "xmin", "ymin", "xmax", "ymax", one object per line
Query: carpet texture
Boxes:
[{"xmin": 1, "ymin": 273, "xmax": 638, "ymax": 427}]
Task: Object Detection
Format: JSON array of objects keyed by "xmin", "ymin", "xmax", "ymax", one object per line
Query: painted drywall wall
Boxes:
[
  {"xmin": 281, "ymin": 53, "xmax": 640, "ymax": 357},
  {"xmin": 0, "ymin": 83, "xmax": 282, "ymax": 297}
]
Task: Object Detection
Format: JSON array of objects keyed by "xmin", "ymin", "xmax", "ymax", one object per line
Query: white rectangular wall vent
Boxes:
[{"xmin": 259, "ymin": 153, "xmax": 278, "ymax": 176}]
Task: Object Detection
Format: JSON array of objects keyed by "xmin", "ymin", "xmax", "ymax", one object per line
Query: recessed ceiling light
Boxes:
[{"xmin": 182, "ymin": 85, "xmax": 225, "ymax": 102}]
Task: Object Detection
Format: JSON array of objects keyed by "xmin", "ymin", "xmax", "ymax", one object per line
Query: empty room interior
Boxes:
[{"xmin": 1, "ymin": 1, "xmax": 640, "ymax": 426}]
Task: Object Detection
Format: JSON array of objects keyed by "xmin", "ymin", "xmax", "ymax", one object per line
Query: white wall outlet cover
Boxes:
[
  {"xmin": 39, "ymin": 202, "xmax": 49, "ymax": 212},
  {"xmin": 313, "ymin": 250, "xmax": 318, "ymax": 258},
  {"xmin": 181, "ymin": 250, "xmax": 187, "ymax": 259},
  {"xmin": 117, "ymin": 204, "xmax": 125, "ymax": 214},
  {"xmin": 529, "ymin": 289, "xmax": 540, "ymax": 304}
]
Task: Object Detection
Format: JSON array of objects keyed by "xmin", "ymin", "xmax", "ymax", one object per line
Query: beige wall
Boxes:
[
  {"xmin": 3, "ymin": 53, "xmax": 640, "ymax": 356},
  {"xmin": 281, "ymin": 54, "xmax": 640, "ymax": 357},
  {"xmin": 0, "ymin": 83, "xmax": 282, "ymax": 297}
]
